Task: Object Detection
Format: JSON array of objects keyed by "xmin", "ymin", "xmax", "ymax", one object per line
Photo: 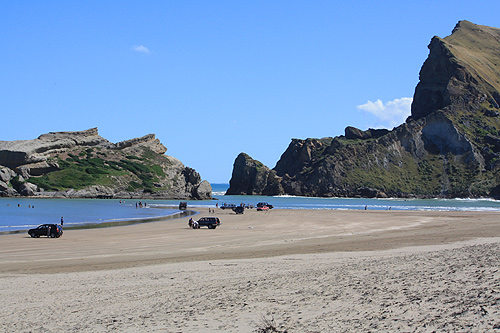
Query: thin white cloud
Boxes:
[
  {"xmin": 132, "ymin": 45, "xmax": 151, "ymax": 54},
  {"xmin": 357, "ymin": 97, "xmax": 412, "ymax": 128}
]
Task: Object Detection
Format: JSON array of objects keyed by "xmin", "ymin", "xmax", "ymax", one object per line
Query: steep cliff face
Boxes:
[
  {"xmin": 412, "ymin": 21, "xmax": 500, "ymax": 120},
  {"xmin": 0, "ymin": 128, "xmax": 211, "ymax": 199},
  {"xmin": 227, "ymin": 21, "xmax": 500, "ymax": 198},
  {"xmin": 226, "ymin": 153, "xmax": 282, "ymax": 195}
]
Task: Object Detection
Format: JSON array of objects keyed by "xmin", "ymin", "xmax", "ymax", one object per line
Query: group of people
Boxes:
[
  {"xmin": 188, "ymin": 218, "xmax": 199, "ymax": 229},
  {"xmin": 7, "ymin": 203, "xmax": 35, "ymax": 208},
  {"xmin": 135, "ymin": 201, "xmax": 147, "ymax": 208}
]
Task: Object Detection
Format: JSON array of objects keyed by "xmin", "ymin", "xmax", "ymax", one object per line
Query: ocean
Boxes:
[{"xmin": 1, "ymin": 183, "xmax": 500, "ymax": 233}]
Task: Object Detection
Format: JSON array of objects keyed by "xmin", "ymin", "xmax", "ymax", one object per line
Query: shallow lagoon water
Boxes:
[
  {"xmin": 0, "ymin": 198, "xmax": 178, "ymax": 233},
  {"xmin": 1, "ymin": 183, "xmax": 500, "ymax": 232}
]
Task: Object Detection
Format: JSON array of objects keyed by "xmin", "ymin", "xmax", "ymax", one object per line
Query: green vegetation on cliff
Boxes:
[{"xmin": 29, "ymin": 147, "xmax": 171, "ymax": 193}]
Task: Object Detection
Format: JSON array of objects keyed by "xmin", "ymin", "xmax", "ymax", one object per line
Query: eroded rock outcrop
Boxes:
[
  {"xmin": 345, "ymin": 127, "xmax": 390, "ymax": 140},
  {"xmin": 226, "ymin": 153, "xmax": 283, "ymax": 195},
  {"xmin": 0, "ymin": 128, "xmax": 211, "ymax": 199},
  {"xmin": 114, "ymin": 134, "xmax": 167, "ymax": 155},
  {"xmin": 228, "ymin": 21, "xmax": 500, "ymax": 198},
  {"xmin": 412, "ymin": 21, "xmax": 500, "ymax": 120},
  {"xmin": 0, "ymin": 128, "xmax": 111, "ymax": 169}
]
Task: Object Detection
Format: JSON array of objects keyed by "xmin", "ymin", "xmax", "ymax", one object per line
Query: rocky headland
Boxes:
[
  {"xmin": 0, "ymin": 128, "xmax": 211, "ymax": 199},
  {"xmin": 227, "ymin": 21, "xmax": 500, "ymax": 198}
]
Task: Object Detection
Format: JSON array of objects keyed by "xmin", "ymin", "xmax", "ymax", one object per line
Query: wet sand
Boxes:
[{"xmin": 1, "ymin": 208, "xmax": 500, "ymax": 331}]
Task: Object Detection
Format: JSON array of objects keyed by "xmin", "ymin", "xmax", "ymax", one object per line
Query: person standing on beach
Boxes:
[{"xmin": 61, "ymin": 217, "xmax": 64, "ymax": 226}]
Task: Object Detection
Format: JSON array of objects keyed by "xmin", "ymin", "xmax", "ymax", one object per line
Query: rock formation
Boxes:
[
  {"xmin": 344, "ymin": 127, "xmax": 390, "ymax": 140},
  {"xmin": 411, "ymin": 21, "xmax": 500, "ymax": 119},
  {"xmin": 227, "ymin": 21, "xmax": 500, "ymax": 198},
  {"xmin": 226, "ymin": 153, "xmax": 283, "ymax": 195},
  {"xmin": 0, "ymin": 128, "xmax": 211, "ymax": 199}
]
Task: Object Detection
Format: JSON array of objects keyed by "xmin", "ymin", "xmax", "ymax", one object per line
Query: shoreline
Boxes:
[
  {"xmin": 2, "ymin": 195, "xmax": 500, "ymax": 234},
  {"xmin": 0, "ymin": 208, "xmax": 197, "ymax": 235}
]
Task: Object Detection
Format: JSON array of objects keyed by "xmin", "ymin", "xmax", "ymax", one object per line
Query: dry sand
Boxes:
[{"xmin": 1, "ymin": 208, "xmax": 500, "ymax": 332}]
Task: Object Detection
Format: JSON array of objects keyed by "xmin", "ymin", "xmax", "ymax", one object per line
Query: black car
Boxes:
[
  {"xmin": 196, "ymin": 217, "xmax": 221, "ymax": 229},
  {"xmin": 257, "ymin": 202, "xmax": 274, "ymax": 209},
  {"xmin": 220, "ymin": 203, "xmax": 236, "ymax": 210},
  {"xmin": 28, "ymin": 224, "xmax": 63, "ymax": 238},
  {"xmin": 233, "ymin": 206, "xmax": 244, "ymax": 214}
]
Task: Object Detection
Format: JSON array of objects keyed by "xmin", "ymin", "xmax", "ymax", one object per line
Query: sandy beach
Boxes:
[{"xmin": 1, "ymin": 208, "xmax": 500, "ymax": 332}]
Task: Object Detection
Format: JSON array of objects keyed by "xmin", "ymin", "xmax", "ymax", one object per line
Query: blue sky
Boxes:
[{"xmin": 1, "ymin": 1, "xmax": 499, "ymax": 183}]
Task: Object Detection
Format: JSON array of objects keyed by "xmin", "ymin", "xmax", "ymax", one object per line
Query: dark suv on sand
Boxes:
[
  {"xmin": 196, "ymin": 217, "xmax": 221, "ymax": 229},
  {"xmin": 28, "ymin": 224, "xmax": 63, "ymax": 238}
]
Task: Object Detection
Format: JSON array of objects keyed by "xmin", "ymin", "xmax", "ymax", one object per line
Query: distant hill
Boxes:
[
  {"xmin": 227, "ymin": 21, "xmax": 500, "ymax": 198},
  {"xmin": 0, "ymin": 128, "xmax": 211, "ymax": 199}
]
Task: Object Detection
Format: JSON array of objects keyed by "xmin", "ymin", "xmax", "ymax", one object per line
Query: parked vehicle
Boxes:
[
  {"xmin": 220, "ymin": 203, "xmax": 236, "ymax": 210},
  {"xmin": 196, "ymin": 217, "xmax": 221, "ymax": 229},
  {"xmin": 233, "ymin": 206, "xmax": 244, "ymax": 214},
  {"xmin": 28, "ymin": 224, "xmax": 63, "ymax": 238},
  {"xmin": 257, "ymin": 205, "xmax": 270, "ymax": 211},
  {"xmin": 257, "ymin": 202, "xmax": 273, "ymax": 209}
]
